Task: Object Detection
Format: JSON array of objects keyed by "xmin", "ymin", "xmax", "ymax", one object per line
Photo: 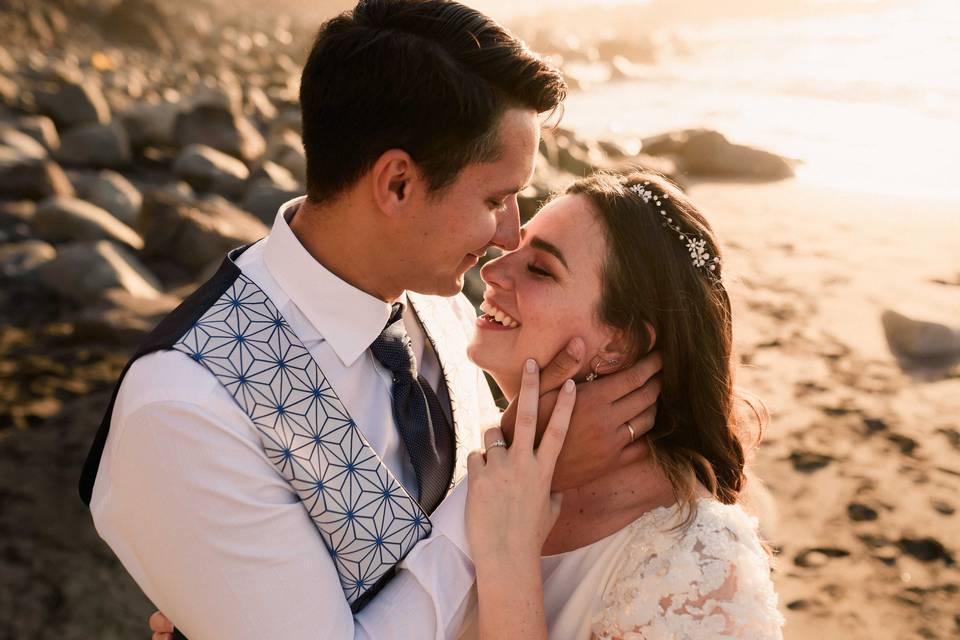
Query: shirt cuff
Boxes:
[{"xmin": 399, "ymin": 479, "xmax": 474, "ymax": 639}]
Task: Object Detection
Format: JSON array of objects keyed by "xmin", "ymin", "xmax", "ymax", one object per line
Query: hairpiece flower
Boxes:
[{"xmin": 629, "ymin": 183, "xmax": 721, "ymax": 276}]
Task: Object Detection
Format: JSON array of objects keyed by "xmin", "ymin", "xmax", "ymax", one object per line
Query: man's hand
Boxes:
[{"xmin": 500, "ymin": 338, "xmax": 663, "ymax": 491}]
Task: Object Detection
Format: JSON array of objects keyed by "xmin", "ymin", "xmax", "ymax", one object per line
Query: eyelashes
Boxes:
[{"xmin": 527, "ymin": 263, "xmax": 553, "ymax": 279}]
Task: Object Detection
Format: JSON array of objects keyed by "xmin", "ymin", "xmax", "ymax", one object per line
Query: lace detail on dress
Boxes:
[{"xmin": 592, "ymin": 499, "xmax": 784, "ymax": 640}]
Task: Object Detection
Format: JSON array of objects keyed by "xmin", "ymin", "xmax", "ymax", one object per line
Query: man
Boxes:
[{"xmin": 81, "ymin": 2, "xmax": 661, "ymax": 639}]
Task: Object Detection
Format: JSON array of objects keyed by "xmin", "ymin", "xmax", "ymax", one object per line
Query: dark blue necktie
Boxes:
[{"xmin": 370, "ymin": 302, "xmax": 454, "ymax": 514}]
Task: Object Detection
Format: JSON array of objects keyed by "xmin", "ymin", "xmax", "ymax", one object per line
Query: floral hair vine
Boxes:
[{"xmin": 628, "ymin": 182, "xmax": 721, "ymax": 276}]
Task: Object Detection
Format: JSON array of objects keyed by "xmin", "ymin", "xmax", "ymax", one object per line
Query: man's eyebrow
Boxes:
[
  {"xmin": 525, "ymin": 232, "xmax": 568, "ymax": 270},
  {"xmin": 492, "ymin": 182, "xmax": 531, "ymax": 197}
]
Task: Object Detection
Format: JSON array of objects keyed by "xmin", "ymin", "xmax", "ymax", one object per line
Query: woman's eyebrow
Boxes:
[{"xmin": 529, "ymin": 235, "xmax": 568, "ymax": 270}]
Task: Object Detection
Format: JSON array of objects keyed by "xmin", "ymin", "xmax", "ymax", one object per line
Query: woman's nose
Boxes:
[{"xmin": 479, "ymin": 252, "xmax": 513, "ymax": 289}]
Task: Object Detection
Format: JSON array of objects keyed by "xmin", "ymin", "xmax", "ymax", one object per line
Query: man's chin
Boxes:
[{"xmin": 410, "ymin": 274, "xmax": 465, "ymax": 298}]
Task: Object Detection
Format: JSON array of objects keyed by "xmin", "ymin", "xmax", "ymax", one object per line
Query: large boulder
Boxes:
[
  {"xmin": 173, "ymin": 144, "xmax": 249, "ymax": 198},
  {"xmin": 882, "ymin": 310, "xmax": 960, "ymax": 359},
  {"xmin": 36, "ymin": 240, "xmax": 162, "ymax": 304},
  {"xmin": 174, "ymin": 106, "xmax": 265, "ymax": 163},
  {"xmin": 56, "ymin": 121, "xmax": 131, "ymax": 168},
  {"xmin": 77, "ymin": 170, "xmax": 143, "ymax": 227},
  {"xmin": 99, "ymin": 0, "xmax": 175, "ymax": 54},
  {"xmin": 33, "ymin": 196, "xmax": 143, "ymax": 250},
  {"xmin": 138, "ymin": 191, "xmax": 268, "ymax": 273},
  {"xmin": 35, "ymin": 79, "xmax": 111, "ymax": 129},
  {"xmin": 642, "ymin": 129, "xmax": 795, "ymax": 180},
  {"xmin": 0, "ymin": 147, "xmax": 74, "ymax": 200},
  {"xmin": 0, "ymin": 240, "xmax": 56, "ymax": 279}
]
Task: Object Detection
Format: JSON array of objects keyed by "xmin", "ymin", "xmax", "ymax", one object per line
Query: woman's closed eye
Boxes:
[
  {"xmin": 527, "ymin": 262, "xmax": 553, "ymax": 279},
  {"xmin": 488, "ymin": 198, "xmax": 508, "ymax": 211}
]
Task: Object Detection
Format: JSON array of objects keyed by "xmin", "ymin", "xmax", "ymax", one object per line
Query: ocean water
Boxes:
[{"xmin": 549, "ymin": 0, "xmax": 960, "ymax": 199}]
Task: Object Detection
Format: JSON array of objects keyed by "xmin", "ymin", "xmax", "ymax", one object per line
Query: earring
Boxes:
[{"xmin": 585, "ymin": 356, "xmax": 620, "ymax": 381}]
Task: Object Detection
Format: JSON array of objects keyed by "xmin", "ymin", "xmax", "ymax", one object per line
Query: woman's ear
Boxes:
[
  {"xmin": 596, "ymin": 322, "xmax": 656, "ymax": 374},
  {"xmin": 595, "ymin": 328, "xmax": 632, "ymax": 376},
  {"xmin": 371, "ymin": 149, "xmax": 416, "ymax": 217},
  {"xmin": 643, "ymin": 321, "xmax": 657, "ymax": 354}
]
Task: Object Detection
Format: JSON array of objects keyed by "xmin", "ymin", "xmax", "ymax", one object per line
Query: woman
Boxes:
[
  {"xmin": 150, "ymin": 171, "xmax": 783, "ymax": 638},
  {"xmin": 461, "ymin": 171, "xmax": 782, "ymax": 638}
]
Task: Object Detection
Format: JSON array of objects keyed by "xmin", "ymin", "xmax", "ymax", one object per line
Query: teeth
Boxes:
[{"xmin": 480, "ymin": 300, "xmax": 519, "ymax": 328}]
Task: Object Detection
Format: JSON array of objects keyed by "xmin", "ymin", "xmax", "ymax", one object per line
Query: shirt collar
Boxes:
[{"xmin": 262, "ymin": 196, "xmax": 404, "ymax": 367}]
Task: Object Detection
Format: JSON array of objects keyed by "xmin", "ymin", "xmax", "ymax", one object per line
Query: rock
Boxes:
[
  {"xmin": 174, "ymin": 106, "xmax": 265, "ymax": 163},
  {"xmin": 0, "ymin": 127, "xmax": 47, "ymax": 159},
  {"xmin": 897, "ymin": 537, "xmax": 955, "ymax": 565},
  {"xmin": 794, "ymin": 547, "xmax": 850, "ymax": 568},
  {"xmin": 10, "ymin": 115, "xmax": 60, "ymax": 152},
  {"xmin": 249, "ymin": 160, "xmax": 297, "ymax": 189},
  {"xmin": 642, "ymin": 129, "xmax": 795, "ymax": 180},
  {"xmin": 35, "ymin": 79, "xmax": 111, "ymax": 129},
  {"xmin": 788, "ymin": 450, "xmax": 833, "ymax": 473},
  {"xmin": 75, "ymin": 288, "xmax": 181, "ymax": 343},
  {"xmin": 0, "ymin": 47, "xmax": 14, "ymax": 74},
  {"xmin": 931, "ymin": 500, "xmax": 955, "ymax": 516},
  {"xmin": 36, "ymin": 240, "xmax": 162, "ymax": 304},
  {"xmin": 241, "ymin": 179, "xmax": 300, "ymax": 224},
  {"xmin": 0, "ymin": 73, "xmax": 18, "ymax": 107},
  {"xmin": 56, "ymin": 122, "xmax": 131, "ymax": 168},
  {"xmin": 266, "ymin": 129, "xmax": 305, "ymax": 182},
  {"xmin": 0, "ymin": 240, "xmax": 56, "ymax": 278},
  {"xmin": 246, "ymin": 86, "xmax": 278, "ymax": 122},
  {"xmin": 0, "ymin": 149, "xmax": 74, "ymax": 200},
  {"xmin": 847, "ymin": 502, "xmax": 879, "ymax": 522},
  {"xmin": 881, "ymin": 310, "xmax": 960, "ymax": 359},
  {"xmin": 79, "ymin": 170, "xmax": 142, "ymax": 227},
  {"xmin": 173, "ymin": 144, "xmax": 250, "ymax": 198},
  {"xmin": 190, "ymin": 81, "xmax": 244, "ymax": 114},
  {"xmin": 121, "ymin": 100, "xmax": 180, "ymax": 148},
  {"xmin": 138, "ymin": 190, "xmax": 268, "ymax": 273},
  {"xmin": 887, "ymin": 433, "xmax": 918, "ymax": 456},
  {"xmin": 100, "ymin": 0, "xmax": 175, "ymax": 54},
  {"xmin": 863, "ymin": 417, "xmax": 888, "ymax": 434},
  {"xmin": 33, "ymin": 196, "xmax": 143, "ymax": 250}
]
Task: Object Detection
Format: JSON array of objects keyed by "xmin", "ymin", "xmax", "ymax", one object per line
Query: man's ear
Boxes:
[{"xmin": 371, "ymin": 149, "xmax": 417, "ymax": 217}]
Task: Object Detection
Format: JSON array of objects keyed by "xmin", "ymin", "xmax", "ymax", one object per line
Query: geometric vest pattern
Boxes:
[{"xmin": 171, "ymin": 272, "xmax": 431, "ymax": 610}]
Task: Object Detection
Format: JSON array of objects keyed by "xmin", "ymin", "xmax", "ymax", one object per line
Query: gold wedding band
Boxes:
[
  {"xmin": 488, "ymin": 439, "xmax": 508, "ymax": 449},
  {"xmin": 625, "ymin": 421, "xmax": 637, "ymax": 442}
]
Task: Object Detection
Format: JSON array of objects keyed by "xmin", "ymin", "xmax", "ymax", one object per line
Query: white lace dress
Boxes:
[{"xmin": 458, "ymin": 498, "xmax": 783, "ymax": 640}]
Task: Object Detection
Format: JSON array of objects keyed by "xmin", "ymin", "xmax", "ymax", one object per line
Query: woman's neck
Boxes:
[{"xmin": 542, "ymin": 456, "xmax": 677, "ymax": 556}]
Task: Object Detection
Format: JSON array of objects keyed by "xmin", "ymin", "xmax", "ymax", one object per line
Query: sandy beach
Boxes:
[{"xmin": 692, "ymin": 179, "xmax": 960, "ymax": 639}]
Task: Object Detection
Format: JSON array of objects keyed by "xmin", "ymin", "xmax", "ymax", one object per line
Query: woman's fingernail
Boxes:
[
  {"xmin": 563, "ymin": 378, "xmax": 575, "ymax": 393},
  {"xmin": 526, "ymin": 358, "xmax": 537, "ymax": 373}
]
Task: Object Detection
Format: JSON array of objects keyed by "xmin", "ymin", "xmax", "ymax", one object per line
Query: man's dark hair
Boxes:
[{"xmin": 299, "ymin": 0, "xmax": 566, "ymax": 203}]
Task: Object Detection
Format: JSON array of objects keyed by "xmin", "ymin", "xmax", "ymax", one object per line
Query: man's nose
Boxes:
[{"xmin": 490, "ymin": 197, "xmax": 520, "ymax": 252}]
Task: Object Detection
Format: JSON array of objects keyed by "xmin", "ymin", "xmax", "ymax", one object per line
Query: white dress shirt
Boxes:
[{"xmin": 90, "ymin": 197, "xmax": 500, "ymax": 640}]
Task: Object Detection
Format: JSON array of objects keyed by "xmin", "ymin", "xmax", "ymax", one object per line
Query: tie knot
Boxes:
[{"xmin": 370, "ymin": 302, "xmax": 416, "ymax": 378}]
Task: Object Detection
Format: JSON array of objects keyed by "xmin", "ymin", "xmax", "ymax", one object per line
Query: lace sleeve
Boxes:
[{"xmin": 592, "ymin": 503, "xmax": 784, "ymax": 640}]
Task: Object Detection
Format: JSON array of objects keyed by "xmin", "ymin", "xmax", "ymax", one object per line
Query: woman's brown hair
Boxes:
[{"xmin": 567, "ymin": 171, "xmax": 765, "ymax": 522}]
